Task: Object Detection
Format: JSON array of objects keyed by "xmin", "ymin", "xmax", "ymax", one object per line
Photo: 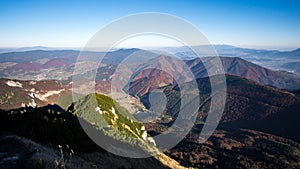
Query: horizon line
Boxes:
[{"xmin": 0, "ymin": 44, "xmax": 299, "ymax": 52}]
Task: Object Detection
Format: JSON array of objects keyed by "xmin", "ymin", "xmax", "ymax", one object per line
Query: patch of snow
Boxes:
[
  {"xmin": 111, "ymin": 107, "xmax": 116, "ymax": 116},
  {"xmin": 95, "ymin": 107, "xmax": 103, "ymax": 115},
  {"xmin": 22, "ymin": 99, "xmax": 37, "ymax": 107},
  {"xmin": 30, "ymin": 88, "xmax": 35, "ymax": 92},
  {"xmin": 29, "ymin": 99, "xmax": 37, "ymax": 107},
  {"xmin": 148, "ymin": 137, "xmax": 156, "ymax": 146},
  {"xmin": 34, "ymin": 89, "xmax": 64, "ymax": 101},
  {"xmin": 135, "ymin": 128, "xmax": 139, "ymax": 133},
  {"xmin": 29, "ymin": 81, "xmax": 36, "ymax": 85},
  {"xmin": 142, "ymin": 130, "xmax": 147, "ymax": 140},
  {"xmin": 29, "ymin": 93, "xmax": 35, "ymax": 98},
  {"xmin": 6, "ymin": 81, "xmax": 22, "ymax": 88}
]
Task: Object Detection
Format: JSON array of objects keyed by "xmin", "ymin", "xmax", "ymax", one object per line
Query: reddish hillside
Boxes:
[
  {"xmin": 43, "ymin": 58, "xmax": 70, "ymax": 68},
  {"xmin": 14, "ymin": 62, "xmax": 42, "ymax": 71}
]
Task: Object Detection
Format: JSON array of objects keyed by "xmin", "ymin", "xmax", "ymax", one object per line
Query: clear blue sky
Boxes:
[{"xmin": 0, "ymin": 0, "xmax": 299, "ymax": 49}]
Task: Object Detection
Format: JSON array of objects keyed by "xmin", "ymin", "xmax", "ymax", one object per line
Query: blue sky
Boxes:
[{"xmin": 0, "ymin": 0, "xmax": 299, "ymax": 49}]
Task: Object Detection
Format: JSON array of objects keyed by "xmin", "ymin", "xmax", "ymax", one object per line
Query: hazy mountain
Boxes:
[
  {"xmin": 188, "ymin": 57, "xmax": 300, "ymax": 89},
  {"xmin": 276, "ymin": 48, "xmax": 300, "ymax": 59},
  {"xmin": 0, "ymin": 46, "xmax": 57, "ymax": 54},
  {"xmin": 167, "ymin": 45, "xmax": 300, "ymax": 74},
  {"xmin": 0, "ymin": 50, "xmax": 80, "ymax": 63},
  {"xmin": 170, "ymin": 45, "xmax": 299, "ymax": 60},
  {"xmin": 282, "ymin": 61, "xmax": 300, "ymax": 74}
]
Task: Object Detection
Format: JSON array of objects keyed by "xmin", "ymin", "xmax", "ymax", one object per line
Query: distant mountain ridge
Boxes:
[
  {"xmin": 162, "ymin": 45, "xmax": 300, "ymax": 74},
  {"xmin": 188, "ymin": 56, "xmax": 300, "ymax": 89},
  {"xmin": 0, "ymin": 47, "xmax": 299, "ymax": 82},
  {"xmin": 128, "ymin": 55, "xmax": 300, "ymax": 94}
]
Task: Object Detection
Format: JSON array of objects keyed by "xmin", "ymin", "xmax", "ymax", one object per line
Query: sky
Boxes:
[{"xmin": 0, "ymin": 0, "xmax": 299, "ymax": 50}]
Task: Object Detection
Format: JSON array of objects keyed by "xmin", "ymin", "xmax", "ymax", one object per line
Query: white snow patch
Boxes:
[
  {"xmin": 142, "ymin": 130, "xmax": 147, "ymax": 140},
  {"xmin": 111, "ymin": 107, "xmax": 117, "ymax": 116},
  {"xmin": 29, "ymin": 99, "xmax": 37, "ymax": 107},
  {"xmin": 29, "ymin": 81, "xmax": 36, "ymax": 85},
  {"xmin": 95, "ymin": 107, "xmax": 103, "ymax": 115},
  {"xmin": 34, "ymin": 89, "xmax": 64, "ymax": 101},
  {"xmin": 29, "ymin": 93, "xmax": 35, "ymax": 98},
  {"xmin": 21, "ymin": 99, "xmax": 37, "ymax": 107},
  {"xmin": 6, "ymin": 81, "xmax": 23, "ymax": 88},
  {"xmin": 148, "ymin": 137, "xmax": 156, "ymax": 146}
]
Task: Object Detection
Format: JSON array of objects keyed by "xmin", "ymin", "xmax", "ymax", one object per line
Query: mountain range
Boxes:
[
  {"xmin": 159, "ymin": 45, "xmax": 300, "ymax": 74},
  {"xmin": 1, "ymin": 47, "xmax": 300, "ymax": 169}
]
